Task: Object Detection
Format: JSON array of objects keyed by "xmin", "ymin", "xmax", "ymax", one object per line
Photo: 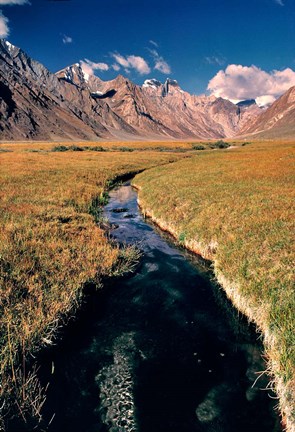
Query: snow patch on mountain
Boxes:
[
  {"xmin": 142, "ymin": 79, "xmax": 162, "ymax": 89},
  {"xmin": 5, "ymin": 40, "xmax": 14, "ymax": 52}
]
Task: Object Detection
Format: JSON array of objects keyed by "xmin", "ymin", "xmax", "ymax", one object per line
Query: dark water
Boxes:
[{"xmin": 38, "ymin": 184, "xmax": 280, "ymax": 432}]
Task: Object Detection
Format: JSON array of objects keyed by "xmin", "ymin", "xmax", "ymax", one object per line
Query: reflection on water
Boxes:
[
  {"xmin": 96, "ymin": 333, "xmax": 137, "ymax": 432},
  {"xmin": 38, "ymin": 184, "xmax": 280, "ymax": 432}
]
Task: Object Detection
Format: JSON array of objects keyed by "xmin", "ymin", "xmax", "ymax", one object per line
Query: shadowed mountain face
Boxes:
[{"xmin": 1, "ymin": 39, "xmax": 291, "ymax": 141}]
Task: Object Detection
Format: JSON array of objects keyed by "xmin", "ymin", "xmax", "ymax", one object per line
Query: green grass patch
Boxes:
[{"xmin": 209, "ymin": 140, "xmax": 230, "ymax": 149}]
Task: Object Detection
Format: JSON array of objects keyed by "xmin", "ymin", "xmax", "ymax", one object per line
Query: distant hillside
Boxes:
[{"xmin": 240, "ymin": 86, "xmax": 295, "ymax": 139}]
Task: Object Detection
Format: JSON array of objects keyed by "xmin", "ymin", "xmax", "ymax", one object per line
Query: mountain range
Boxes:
[{"xmin": 0, "ymin": 39, "xmax": 294, "ymax": 141}]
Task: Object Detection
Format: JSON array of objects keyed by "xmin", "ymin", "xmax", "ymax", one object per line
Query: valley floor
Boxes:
[{"xmin": 0, "ymin": 140, "xmax": 294, "ymax": 430}]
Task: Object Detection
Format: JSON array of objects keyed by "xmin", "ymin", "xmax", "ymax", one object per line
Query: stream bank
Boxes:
[
  {"xmin": 133, "ymin": 179, "xmax": 290, "ymax": 432},
  {"xmin": 35, "ymin": 183, "xmax": 280, "ymax": 432}
]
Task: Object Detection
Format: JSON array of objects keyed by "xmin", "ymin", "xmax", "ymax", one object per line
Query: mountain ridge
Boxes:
[
  {"xmin": 240, "ymin": 85, "xmax": 295, "ymax": 139},
  {"xmin": 1, "ymin": 39, "xmax": 294, "ymax": 141}
]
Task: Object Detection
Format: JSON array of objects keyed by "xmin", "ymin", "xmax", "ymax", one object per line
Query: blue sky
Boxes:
[{"xmin": 1, "ymin": 0, "xmax": 295, "ymax": 103}]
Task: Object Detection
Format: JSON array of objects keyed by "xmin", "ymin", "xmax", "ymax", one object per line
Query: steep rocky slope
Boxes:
[
  {"xmin": 0, "ymin": 40, "xmax": 114, "ymax": 140},
  {"xmin": 240, "ymin": 86, "xmax": 295, "ymax": 139}
]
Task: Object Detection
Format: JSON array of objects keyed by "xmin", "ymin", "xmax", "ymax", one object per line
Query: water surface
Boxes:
[{"xmin": 40, "ymin": 183, "xmax": 280, "ymax": 432}]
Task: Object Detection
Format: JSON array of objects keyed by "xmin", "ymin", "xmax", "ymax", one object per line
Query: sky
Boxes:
[{"xmin": 0, "ymin": 0, "xmax": 295, "ymax": 104}]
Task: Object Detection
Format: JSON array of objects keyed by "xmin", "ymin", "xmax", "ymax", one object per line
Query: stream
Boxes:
[{"xmin": 38, "ymin": 183, "xmax": 280, "ymax": 432}]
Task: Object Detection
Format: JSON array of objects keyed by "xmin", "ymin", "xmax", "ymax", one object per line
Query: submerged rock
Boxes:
[{"xmin": 112, "ymin": 208, "xmax": 129, "ymax": 213}]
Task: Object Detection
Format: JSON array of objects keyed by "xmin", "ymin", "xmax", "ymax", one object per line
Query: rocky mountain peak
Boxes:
[
  {"xmin": 166, "ymin": 78, "xmax": 179, "ymax": 87},
  {"xmin": 142, "ymin": 77, "xmax": 182, "ymax": 97},
  {"xmin": 0, "ymin": 39, "xmax": 19, "ymax": 58},
  {"xmin": 56, "ymin": 63, "xmax": 87, "ymax": 87},
  {"xmin": 0, "ymin": 39, "xmax": 59, "ymax": 91},
  {"xmin": 142, "ymin": 78, "xmax": 162, "ymax": 90},
  {"xmin": 0, "ymin": 38, "xmax": 29, "ymax": 67},
  {"xmin": 111, "ymin": 74, "xmax": 134, "ymax": 87},
  {"xmin": 162, "ymin": 78, "xmax": 181, "ymax": 97}
]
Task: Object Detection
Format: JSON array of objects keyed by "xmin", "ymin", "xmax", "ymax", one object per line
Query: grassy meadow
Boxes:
[
  {"xmin": 133, "ymin": 140, "xmax": 295, "ymax": 429},
  {"xmin": 1, "ymin": 139, "xmax": 294, "ymax": 429},
  {"xmin": 0, "ymin": 142, "xmax": 187, "ymax": 427}
]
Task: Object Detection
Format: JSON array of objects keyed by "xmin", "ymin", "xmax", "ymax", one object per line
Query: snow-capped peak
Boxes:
[
  {"xmin": 166, "ymin": 78, "xmax": 179, "ymax": 87},
  {"xmin": 82, "ymin": 69, "xmax": 89, "ymax": 82},
  {"xmin": 5, "ymin": 40, "xmax": 14, "ymax": 51},
  {"xmin": 2, "ymin": 40, "xmax": 17, "ymax": 54},
  {"xmin": 142, "ymin": 78, "xmax": 162, "ymax": 90},
  {"xmin": 63, "ymin": 66, "xmax": 75, "ymax": 82}
]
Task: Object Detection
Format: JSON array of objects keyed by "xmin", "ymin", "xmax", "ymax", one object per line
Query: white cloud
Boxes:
[
  {"xmin": 149, "ymin": 49, "xmax": 171, "ymax": 74},
  {"xmin": 149, "ymin": 40, "xmax": 158, "ymax": 48},
  {"xmin": 274, "ymin": 0, "xmax": 284, "ymax": 5},
  {"xmin": 205, "ymin": 55, "xmax": 226, "ymax": 66},
  {"xmin": 0, "ymin": 0, "xmax": 29, "ymax": 4},
  {"xmin": 0, "ymin": 0, "xmax": 29, "ymax": 38},
  {"xmin": 127, "ymin": 55, "xmax": 151, "ymax": 74},
  {"xmin": 154, "ymin": 58, "xmax": 171, "ymax": 74},
  {"xmin": 0, "ymin": 11, "xmax": 8, "ymax": 37},
  {"xmin": 80, "ymin": 58, "xmax": 109, "ymax": 78},
  {"xmin": 208, "ymin": 64, "xmax": 295, "ymax": 105},
  {"xmin": 112, "ymin": 53, "xmax": 129, "ymax": 68},
  {"xmin": 255, "ymin": 95, "xmax": 276, "ymax": 107},
  {"xmin": 112, "ymin": 63, "xmax": 120, "ymax": 72},
  {"xmin": 112, "ymin": 53, "xmax": 151, "ymax": 74},
  {"xmin": 62, "ymin": 34, "xmax": 72, "ymax": 44}
]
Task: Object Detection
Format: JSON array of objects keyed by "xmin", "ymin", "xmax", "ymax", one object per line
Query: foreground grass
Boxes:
[
  {"xmin": 133, "ymin": 141, "xmax": 295, "ymax": 430},
  {"xmin": 0, "ymin": 144, "xmax": 186, "ymax": 428}
]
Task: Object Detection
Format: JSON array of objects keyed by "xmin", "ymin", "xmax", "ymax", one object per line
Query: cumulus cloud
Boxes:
[
  {"xmin": 0, "ymin": 0, "xmax": 29, "ymax": 37},
  {"xmin": 0, "ymin": 11, "xmax": 8, "ymax": 36},
  {"xmin": 149, "ymin": 49, "xmax": 171, "ymax": 74},
  {"xmin": 80, "ymin": 58, "xmax": 109, "ymax": 78},
  {"xmin": 112, "ymin": 53, "xmax": 151, "ymax": 74},
  {"xmin": 208, "ymin": 64, "xmax": 295, "ymax": 106},
  {"xmin": 255, "ymin": 95, "xmax": 277, "ymax": 107},
  {"xmin": 62, "ymin": 34, "xmax": 72, "ymax": 44}
]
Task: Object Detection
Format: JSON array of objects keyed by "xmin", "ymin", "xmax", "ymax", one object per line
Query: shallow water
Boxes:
[{"xmin": 39, "ymin": 183, "xmax": 280, "ymax": 432}]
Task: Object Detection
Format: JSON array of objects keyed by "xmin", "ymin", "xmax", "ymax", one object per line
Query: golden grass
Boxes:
[
  {"xmin": 133, "ymin": 141, "xmax": 295, "ymax": 430},
  {"xmin": 0, "ymin": 143, "xmax": 186, "ymax": 426}
]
